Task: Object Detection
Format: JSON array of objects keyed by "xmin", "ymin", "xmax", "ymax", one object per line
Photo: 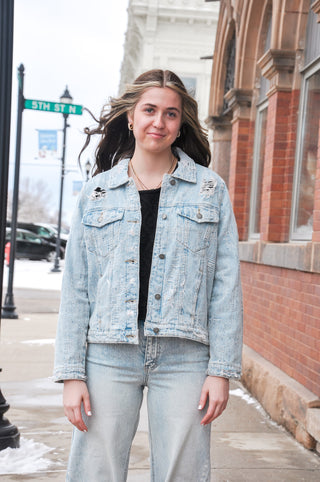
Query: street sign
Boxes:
[{"xmin": 24, "ymin": 99, "xmax": 83, "ymax": 115}]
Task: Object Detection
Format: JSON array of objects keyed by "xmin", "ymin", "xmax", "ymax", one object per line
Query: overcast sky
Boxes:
[{"xmin": 9, "ymin": 0, "xmax": 129, "ymax": 224}]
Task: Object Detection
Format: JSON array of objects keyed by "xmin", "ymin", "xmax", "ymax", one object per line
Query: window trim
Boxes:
[
  {"xmin": 249, "ymin": 99, "xmax": 269, "ymax": 239},
  {"xmin": 290, "ymin": 60, "xmax": 320, "ymax": 241}
]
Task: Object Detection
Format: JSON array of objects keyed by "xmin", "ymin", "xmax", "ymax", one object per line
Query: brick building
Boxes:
[{"xmin": 206, "ymin": 0, "xmax": 320, "ymax": 450}]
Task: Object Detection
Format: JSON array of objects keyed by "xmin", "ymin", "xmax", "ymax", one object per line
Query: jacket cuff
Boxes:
[
  {"xmin": 206, "ymin": 361, "xmax": 242, "ymax": 379},
  {"xmin": 52, "ymin": 366, "xmax": 87, "ymax": 383}
]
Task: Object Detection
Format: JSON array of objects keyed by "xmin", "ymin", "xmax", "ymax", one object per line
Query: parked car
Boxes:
[
  {"xmin": 5, "ymin": 228, "xmax": 64, "ymax": 262},
  {"xmin": 6, "ymin": 222, "xmax": 67, "ymax": 257}
]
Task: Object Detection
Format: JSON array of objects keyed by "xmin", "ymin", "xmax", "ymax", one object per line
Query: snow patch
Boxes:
[
  {"xmin": 230, "ymin": 387, "xmax": 256, "ymax": 405},
  {"xmin": 2, "ymin": 259, "xmax": 63, "ymax": 291},
  {"xmin": 21, "ymin": 338, "xmax": 55, "ymax": 345},
  {"xmin": 0, "ymin": 437, "xmax": 52, "ymax": 474}
]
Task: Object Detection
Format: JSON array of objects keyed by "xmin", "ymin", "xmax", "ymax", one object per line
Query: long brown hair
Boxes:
[{"xmin": 80, "ymin": 70, "xmax": 211, "ymax": 175}]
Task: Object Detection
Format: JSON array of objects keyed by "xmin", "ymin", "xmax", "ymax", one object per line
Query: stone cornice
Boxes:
[
  {"xmin": 258, "ymin": 49, "xmax": 296, "ymax": 79},
  {"xmin": 258, "ymin": 49, "xmax": 296, "ymax": 94},
  {"xmin": 224, "ymin": 88, "xmax": 252, "ymax": 120},
  {"xmin": 311, "ymin": 0, "xmax": 320, "ymax": 22},
  {"xmin": 205, "ymin": 113, "xmax": 233, "ymax": 129},
  {"xmin": 131, "ymin": 1, "xmax": 218, "ymax": 23}
]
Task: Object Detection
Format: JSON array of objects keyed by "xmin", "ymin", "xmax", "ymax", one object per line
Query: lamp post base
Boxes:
[
  {"xmin": 0, "ymin": 388, "xmax": 20, "ymax": 451},
  {"xmin": 1, "ymin": 293, "xmax": 18, "ymax": 319}
]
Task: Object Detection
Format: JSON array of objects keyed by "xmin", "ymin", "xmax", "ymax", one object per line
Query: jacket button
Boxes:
[
  {"xmin": 162, "ymin": 214, "xmax": 167, "ymax": 220},
  {"xmin": 153, "ymin": 327, "xmax": 160, "ymax": 334},
  {"xmin": 170, "ymin": 179, "xmax": 176, "ymax": 186},
  {"xmin": 197, "ymin": 212, "xmax": 203, "ymax": 219},
  {"xmin": 159, "ymin": 253, "xmax": 165, "ymax": 259},
  {"xmin": 155, "ymin": 293, "xmax": 161, "ymax": 300}
]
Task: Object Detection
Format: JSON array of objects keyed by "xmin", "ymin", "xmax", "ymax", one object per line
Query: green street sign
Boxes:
[{"xmin": 24, "ymin": 99, "xmax": 83, "ymax": 115}]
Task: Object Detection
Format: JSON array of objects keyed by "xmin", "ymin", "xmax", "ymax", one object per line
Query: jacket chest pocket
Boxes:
[
  {"xmin": 176, "ymin": 206, "xmax": 219, "ymax": 253},
  {"xmin": 82, "ymin": 208, "xmax": 124, "ymax": 257}
]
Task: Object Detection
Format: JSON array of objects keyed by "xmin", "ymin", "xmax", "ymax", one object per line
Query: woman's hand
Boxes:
[
  {"xmin": 198, "ymin": 376, "xmax": 229, "ymax": 425},
  {"xmin": 63, "ymin": 380, "xmax": 92, "ymax": 432}
]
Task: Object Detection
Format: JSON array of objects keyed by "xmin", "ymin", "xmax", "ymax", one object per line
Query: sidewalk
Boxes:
[{"xmin": 1, "ymin": 263, "xmax": 320, "ymax": 480}]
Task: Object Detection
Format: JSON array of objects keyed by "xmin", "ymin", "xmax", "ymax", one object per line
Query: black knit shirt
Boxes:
[{"xmin": 138, "ymin": 187, "xmax": 161, "ymax": 321}]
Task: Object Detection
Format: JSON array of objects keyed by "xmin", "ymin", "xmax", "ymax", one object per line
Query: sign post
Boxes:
[{"xmin": 2, "ymin": 83, "xmax": 84, "ymax": 317}]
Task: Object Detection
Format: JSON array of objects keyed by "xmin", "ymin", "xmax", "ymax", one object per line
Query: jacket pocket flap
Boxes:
[
  {"xmin": 82, "ymin": 209, "xmax": 124, "ymax": 228},
  {"xmin": 177, "ymin": 206, "xmax": 219, "ymax": 223}
]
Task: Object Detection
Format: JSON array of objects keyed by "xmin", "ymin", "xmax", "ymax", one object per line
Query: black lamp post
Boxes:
[
  {"xmin": 85, "ymin": 159, "xmax": 91, "ymax": 181},
  {"xmin": 51, "ymin": 86, "xmax": 72, "ymax": 273},
  {"xmin": 0, "ymin": 0, "xmax": 21, "ymax": 450},
  {"xmin": 2, "ymin": 64, "xmax": 25, "ymax": 319}
]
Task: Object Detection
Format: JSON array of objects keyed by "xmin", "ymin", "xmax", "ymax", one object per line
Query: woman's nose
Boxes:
[{"xmin": 153, "ymin": 113, "xmax": 165, "ymax": 128}]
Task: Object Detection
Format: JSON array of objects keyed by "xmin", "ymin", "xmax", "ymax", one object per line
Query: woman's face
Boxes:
[{"xmin": 128, "ymin": 87, "xmax": 182, "ymax": 155}]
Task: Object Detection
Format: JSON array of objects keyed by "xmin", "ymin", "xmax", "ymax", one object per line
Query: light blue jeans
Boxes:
[{"xmin": 66, "ymin": 322, "xmax": 211, "ymax": 481}]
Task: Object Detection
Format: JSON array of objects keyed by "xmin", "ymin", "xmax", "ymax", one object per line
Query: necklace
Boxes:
[{"xmin": 129, "ymin": 156, "xmax": 177, "ymax": 190}]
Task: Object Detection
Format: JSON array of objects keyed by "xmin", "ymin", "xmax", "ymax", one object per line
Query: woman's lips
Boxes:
[{"xmin": 148, "ymin": 132, "xmax": 165, "ymax": 138}]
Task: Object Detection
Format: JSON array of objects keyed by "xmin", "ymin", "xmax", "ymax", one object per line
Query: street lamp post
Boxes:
[
  {"xmin": 85, "ymin": 159, "xmax": 91, "ymax": 181},
  {"xmin": 51, "ymin": 86, "xmax": 72, "ymax": 273},
  {"xmin": 0, "ymin": 0, "xmax": 21, "ymax": 450},
  {"xmin": 2, "ymin": 64, "xmax": 25, "ymax": 319}
]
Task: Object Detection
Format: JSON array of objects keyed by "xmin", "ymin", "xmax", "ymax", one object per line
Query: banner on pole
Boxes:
[
  {"xmin": 72, "ymin": 180, "xmax": 83, "ymax": 196},
  {"xmin": 38, "ymin": 129, "xmax": 58, "ymax": 158}
]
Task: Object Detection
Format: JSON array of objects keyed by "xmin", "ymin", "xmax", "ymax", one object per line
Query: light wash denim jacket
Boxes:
[{"xmin": 53, "ymin": 149, "xmax": 243, "ymax": 382}]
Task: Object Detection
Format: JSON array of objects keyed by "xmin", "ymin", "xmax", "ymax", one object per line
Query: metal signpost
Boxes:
[{"xmin": 2, "ymin": 75, "xmax": 83, "ymax": 318}]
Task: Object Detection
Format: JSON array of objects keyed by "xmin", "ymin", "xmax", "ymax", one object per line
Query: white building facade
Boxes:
[{"xmin": 119, "ymin": 0, "xmax": 219, "ymax": 122}]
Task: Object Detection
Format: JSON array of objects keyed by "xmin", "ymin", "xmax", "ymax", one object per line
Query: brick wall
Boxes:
[
  {"xmin": 241, "ymin": 261, "xmax": 320, "ymax": 397},
  {"xmin": 228, "ymin": 117, "xmax": 254, "ymax": 240},
  {"xmin": 260, "ymin": 90, "xmax": 299, "ymax": 242}
]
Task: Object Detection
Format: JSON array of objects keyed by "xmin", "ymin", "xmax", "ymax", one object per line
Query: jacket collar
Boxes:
[{"xmin": 108, "ymin": 148, "xmax": 197, "ymax": 189}]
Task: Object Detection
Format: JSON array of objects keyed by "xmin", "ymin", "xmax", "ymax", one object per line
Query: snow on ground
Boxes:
[
  {"xmin": 21, "ymin": 339, "xmax": 55, "ymax": 345},
  {"xmin": 0, "ymin": 437, "xmax": 53, "ymax": 474},
  {"xmin": 5, "ymin": 378, "xmax": 63, "ymax": 408},
  {"xmin": 230, "ymin": 387, "xmax": 256, "ymax": 405},
  {"xmin": 2, "ymin": 259, "xmax": 63, "ymax": 291}
]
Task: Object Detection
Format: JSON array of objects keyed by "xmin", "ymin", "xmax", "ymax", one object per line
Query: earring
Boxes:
[
  {"xmin": 128, "ymin": 122, "xmax": 133, "ymax": 131},
  {"xmin": 176, "ymin": 130, "xmax": 181, "ymax": 138}
]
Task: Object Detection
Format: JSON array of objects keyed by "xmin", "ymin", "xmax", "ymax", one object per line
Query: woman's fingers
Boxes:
[
  {"xmin": 200, "ymin": 398, "xmax": 227, "ymax": 425},
  {"xmin": 198, "ymin": 376, "xmax": 229, "ymax": 425},
  {"xmin": 63, "ymin": 380, "xmax": 91, "ymax": 432}
]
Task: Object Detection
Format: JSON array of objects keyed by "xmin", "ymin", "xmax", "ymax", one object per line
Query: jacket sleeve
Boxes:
[
  {"xmin": 53, "ymin": 186, "xmax": 90, "ymax": 382},
  {"xmin": 207, "ymin": 181, "xmax": 243, "ymax": 379}
]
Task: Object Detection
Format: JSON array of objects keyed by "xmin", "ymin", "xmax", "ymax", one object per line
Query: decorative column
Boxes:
[
  {"xmin": 206, "ymin": 114, "xmax": 232, "ymax": 186},
  {"xmin": 258, "ymin": 49, "xmax": 296, "ymax": 242},
  {"xmin": 224, "ymin": 87, "xmax": 253, "ymax": 240}
]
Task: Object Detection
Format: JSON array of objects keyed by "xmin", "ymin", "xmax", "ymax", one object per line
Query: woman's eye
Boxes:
[
  {"xmin": 145, "ymin": 108, "xmax": 154, "ymax": 113},
  {"xmin": 168, "ymin": 112, "xmax": 177, "ymax": 118}
]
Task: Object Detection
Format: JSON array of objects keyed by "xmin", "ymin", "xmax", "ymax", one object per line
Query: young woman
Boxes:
[{"xmin": 54, "ymin": 69, "xmax": 243, "ymax": 481}]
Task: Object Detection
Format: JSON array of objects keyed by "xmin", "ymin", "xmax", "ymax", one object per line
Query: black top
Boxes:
[{"xmin": 138, "ymin": 187, "xmax": 161, "ymax": 321}]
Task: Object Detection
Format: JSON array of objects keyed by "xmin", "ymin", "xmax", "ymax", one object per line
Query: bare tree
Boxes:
[{"xmin": 7, "ymin": 177, "xmax": 56, "ymax": 223}]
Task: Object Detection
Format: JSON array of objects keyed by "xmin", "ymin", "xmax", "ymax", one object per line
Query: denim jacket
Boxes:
[{"xmin": 53, "ymin": 149, "xmax": 243, "ymax": 382}]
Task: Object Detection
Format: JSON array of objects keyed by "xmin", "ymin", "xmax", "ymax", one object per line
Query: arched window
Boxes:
[
  {"xmin": 223, "ymin": 30, "xmax": 235, "ymax": 114},
  {"xmin": 290, "ymin": 3, "xmax": 320, "ymax": 240},
  {"xmin": 249, "ymin": 10, "xmax": 271, "ymax": 238}
]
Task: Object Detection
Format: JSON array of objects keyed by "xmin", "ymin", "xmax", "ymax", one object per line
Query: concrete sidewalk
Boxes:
[{"xmin": 1, "ymin": 288, "xmax": 320, "ymax": 481}]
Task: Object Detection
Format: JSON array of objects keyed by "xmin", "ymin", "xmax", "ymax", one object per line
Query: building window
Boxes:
[
  {"xmin": 291, "ymin": 6, "xmax": 320, "ymax": 240},
  {"xmin": 249, "ymin": 11, "xmax": 271, "ymax": 238},
  {"xmin": 181, "ymin": 77, "xmax": 197, "ymax": 97},
  {"xmin": 291, "ymin": 65, "xmax": 319, "ymax": 239},
  {"xmin": 249, "ymin": 101, "xmax": 268, "ymax": 238},
  {"xmin": 223, "ymin": 30, "xmax": 235, "ymax": 113}
]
